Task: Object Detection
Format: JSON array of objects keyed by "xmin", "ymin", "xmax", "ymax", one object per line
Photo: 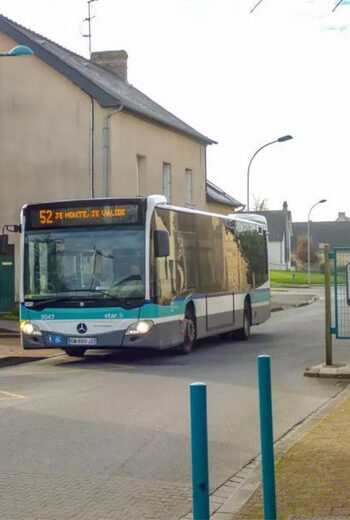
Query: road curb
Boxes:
[
  {"xmin": 0, "ymin": 352, "xmax": 64, "ymax": 369},
  {"xmin": 271, "ymin": 296, "xmax": 318, "ymax": 313},
  {"xmin": 271, "ymin": 306, "xmax": 284, "ymax": 313},
  {"xmin": 304, "ymin": 362, "xmax": 350, "ymax": 378},
  {"xmin": 272, "ymin": 284, "xmax": 325, "ymax": 289},
  {"xmin": 209, "ymin": 385, "xmax": 350, "ymax": 519},
  {"xmin": 295, "ymin": 296, "xmax": 318, "ymax": 308}
]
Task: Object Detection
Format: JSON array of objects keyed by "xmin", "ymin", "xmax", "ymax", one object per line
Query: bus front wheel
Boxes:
[
  {"xmin": 64, "ymin": 348, "xmax": 86, "ymax": 357},
  {"xmin": 178, "ymin": 307, "xmax": 196, "ymax": 355}
]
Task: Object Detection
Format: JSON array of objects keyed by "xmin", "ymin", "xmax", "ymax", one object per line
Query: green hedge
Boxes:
[{"xmin": 270, "ymin": 270, "xmax": 325, "ymax": 285}]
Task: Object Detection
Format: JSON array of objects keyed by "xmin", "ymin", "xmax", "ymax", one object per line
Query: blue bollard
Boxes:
[
  {"xmin": 190, "ymin": 382, "xmax": 210, "ymax": 520},
  {"xmin": 257, "ymin": 355, "xmax": 277, "ymax": 520}
]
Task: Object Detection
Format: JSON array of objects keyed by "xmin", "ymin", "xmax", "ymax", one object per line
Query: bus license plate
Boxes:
[{"xmin": 68, "ymin": 337, "xmax": 97, "ymax": 345}]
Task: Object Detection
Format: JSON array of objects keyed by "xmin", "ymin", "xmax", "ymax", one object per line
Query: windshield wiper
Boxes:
[
  {"xmin": 25, "ymin": 291, "xmax": 145, "ymax": 310},
  {"xmin": 25, "ymin": 297, "xmax": 82, "ymax": 309},
  {"xmin": 58, "ymin": 289, "xmax": 111, "ymax": 297},
  {"xmin": 58, "ymin": 290, "xmax": 144, "ymax": 303}
]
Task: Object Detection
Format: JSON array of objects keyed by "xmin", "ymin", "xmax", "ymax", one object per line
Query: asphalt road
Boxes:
[{"xmin": 0, "ymin": 296, "xmax": 349, "ymax": 520}]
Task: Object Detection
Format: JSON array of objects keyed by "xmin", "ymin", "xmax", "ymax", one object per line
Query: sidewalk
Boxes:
[
  {"xmin": 0, "ymin": 319, "xmax": 20, "ymax": 332},
  {"xmin": 0, "ymin": 319, "xmax": 62, "ymax": 366},
  {"xmin": 211, "ymin": 386, "xmax": 350, "ymax": 520}
]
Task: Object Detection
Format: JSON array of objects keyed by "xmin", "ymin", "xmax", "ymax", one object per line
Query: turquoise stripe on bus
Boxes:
[
  {"xmin": 251, "ymin": 289, "xmax": 270, "ymax": 303},
  {"xmin": 20, "ymin": 304, "xmax": 139, "ymax": 321},
  {"xmin": 139, "ymin": 300, "xmax": 186, "ymax": 319},
  {"xmin": 21, "ymin": 291, "xmax": 268, "ymax": 321},
  {"xmin": 20, "ymin": 300, "xmax": 187, "ymax": 321}
]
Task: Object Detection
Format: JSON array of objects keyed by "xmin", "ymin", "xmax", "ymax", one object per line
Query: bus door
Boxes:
[{"xmin": 206, "ymin": 293, "xmax": 234, "ymax": 331}]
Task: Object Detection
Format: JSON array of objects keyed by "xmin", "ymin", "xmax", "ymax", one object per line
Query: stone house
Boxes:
[{"xmin": 0, "ymin": 14, "xmax": 240, "ymax": 304}]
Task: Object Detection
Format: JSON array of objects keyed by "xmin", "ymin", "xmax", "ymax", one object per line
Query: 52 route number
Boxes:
[{"xmin": 39, "ymin": 209, "xmax": 53, "ymax": 225}]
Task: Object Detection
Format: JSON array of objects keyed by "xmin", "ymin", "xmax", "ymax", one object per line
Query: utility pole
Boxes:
[{"xmin": 83, "ymin": 0, "xmax": 99, "ymax": 198}]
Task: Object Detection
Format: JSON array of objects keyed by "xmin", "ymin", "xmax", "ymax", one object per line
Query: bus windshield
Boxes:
[{"xmin": 24, "ymin": 226, "xmax": 145, "ymax": 302}]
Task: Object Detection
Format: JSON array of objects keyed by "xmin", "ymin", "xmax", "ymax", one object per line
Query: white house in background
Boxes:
[{"xmin": 252, "ymin": 202, "xmax": 293, "ymax": 271}]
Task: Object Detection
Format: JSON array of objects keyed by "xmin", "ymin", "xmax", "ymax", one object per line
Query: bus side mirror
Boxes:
[
  {"xmin": 154, "ymin": 230, "xmax": 170, "ymax": 257},
  {"xmin": 0, "ymin": 234, "xmax": 8, "ymax": 255}
]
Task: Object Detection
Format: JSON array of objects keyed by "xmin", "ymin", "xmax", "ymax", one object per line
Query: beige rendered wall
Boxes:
[
  {"xmin": 0, "ymin": 32, "xmax": 94, "ymax": 224},
  {"xmin": 108, "ymin": 111, "xmax": 206, "ymax": 209},
  {"xmin": 206, "ymin": 201, "xmax": 235, "ymax": 215}
]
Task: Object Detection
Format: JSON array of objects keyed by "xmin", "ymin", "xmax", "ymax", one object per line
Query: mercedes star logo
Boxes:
[{"xmin": 77, "ymin": 323, "xmax": 87, "ymax": 334}]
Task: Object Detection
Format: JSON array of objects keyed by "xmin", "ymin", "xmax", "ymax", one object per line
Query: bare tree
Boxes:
[{"xmin": 252, "ymin": 195, "xmax": 269, "ymax": 211}]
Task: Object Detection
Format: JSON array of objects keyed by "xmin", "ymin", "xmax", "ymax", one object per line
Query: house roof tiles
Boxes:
[
  {"xmin": 0, "ymin": 14, "xmax": 216, "ymax": 145},
  {"xmin": 292, "ymin": 221, "xmax": 350, "ymax": 250},
  {"xmin": 206, "ymin": 180, "xmax": 243, "ymax": 208}
]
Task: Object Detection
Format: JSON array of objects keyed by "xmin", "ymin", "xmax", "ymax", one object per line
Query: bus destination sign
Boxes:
[{"xmin": 29, "ymin": 204, "xmax": 141, "ymax": 229}]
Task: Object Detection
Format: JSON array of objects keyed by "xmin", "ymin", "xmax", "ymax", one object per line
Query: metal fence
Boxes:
[{"xmin": 334, "ymin": 248, "xmax": 350, "ymax": 339}]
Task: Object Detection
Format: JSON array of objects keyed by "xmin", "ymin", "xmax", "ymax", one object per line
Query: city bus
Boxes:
[{"xmin": 1, "ymin": 195, "xmax": 270, "ymax": 356}]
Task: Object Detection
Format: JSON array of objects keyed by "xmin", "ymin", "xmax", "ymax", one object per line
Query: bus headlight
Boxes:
[
  {"xmin": 20, "ymin": 321, "xmax": 42, "ymax": 336},
  {"xmin": 125, "ymin": 320, "xmax": 154, "ymax": 336}
]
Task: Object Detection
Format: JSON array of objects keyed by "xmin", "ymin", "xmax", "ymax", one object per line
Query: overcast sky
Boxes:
[{"xmin": 1, "ymin": 0, "xmax": 350, "ymax": 222}]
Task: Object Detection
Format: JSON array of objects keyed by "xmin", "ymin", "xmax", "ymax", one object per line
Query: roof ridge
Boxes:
[
  {"xmin": 0, "ymin": 13, "xmax": 125, "ymax": 80},
  {"xmin": 0, "ymin": 14, "xmax": 142, "ymax": 87},
  {"xmin": 0, "ymin": 13, "xmax": 89, "ymax": 63},
  {"xmin": 0, "ymin": 13, "xmax": 215, "ymax": 144},
  {"xmin": 207, "ymin": 179, "xmax": 226, "ymax": 194}
]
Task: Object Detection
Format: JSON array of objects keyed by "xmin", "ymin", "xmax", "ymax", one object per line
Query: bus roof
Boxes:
[
  {"xmin": 229, "ymin": 213, "xmax": 267, "ymax": 226},
  {"xmin": 155, "ymin": 199, "xmax": 267, "ymax": 227}
]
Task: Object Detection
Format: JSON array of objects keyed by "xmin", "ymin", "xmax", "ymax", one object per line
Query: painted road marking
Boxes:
[
  {"xmin": 0, "ymin": 369, "xmax": 88, "ymax": 377},
  {"xmin": 0, "ymin": 390, "xmax": 26, "ymax": 399},
  {"xmin": 106, "ymin": 364, "xmax": 135, "ymax": 370},
  {"xmin": 0, "ymin": 365, "xmax": 135, "ymax": 378}
]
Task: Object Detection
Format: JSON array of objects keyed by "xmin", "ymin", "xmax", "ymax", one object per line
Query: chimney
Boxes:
[{"xmin": 91, "ymin": 50, "xmax": 128, "ymax": 81}]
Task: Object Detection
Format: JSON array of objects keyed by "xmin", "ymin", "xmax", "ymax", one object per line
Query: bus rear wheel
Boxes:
[
  {"xmin": 64, "ymin": 348, "xmax": 86, "ymax": 357},
  {"xmin": 235, "ymin": 301, "xmax": 251, "ymax": 341},
  {"xmin": 178, "ymin": 307, "xmax": 196, "ymax": 355}
]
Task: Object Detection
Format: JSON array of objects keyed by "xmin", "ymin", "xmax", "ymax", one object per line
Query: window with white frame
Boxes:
[
  {"xmin": 162, "ymin": 163, "xmax": 171, "ymax": 202},
  {"xmin": 185, "ymin": 169, "xmax": 193, "ymax": 204}
]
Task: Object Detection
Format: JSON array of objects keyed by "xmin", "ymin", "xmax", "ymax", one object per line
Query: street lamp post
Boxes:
[
  {"xmin": 307, "ymin": 199, "xmax": 327, "ymax": 286},
  {"xmin": 246, "ymin": 135, "xmax": 293, "ymax": 212}
]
